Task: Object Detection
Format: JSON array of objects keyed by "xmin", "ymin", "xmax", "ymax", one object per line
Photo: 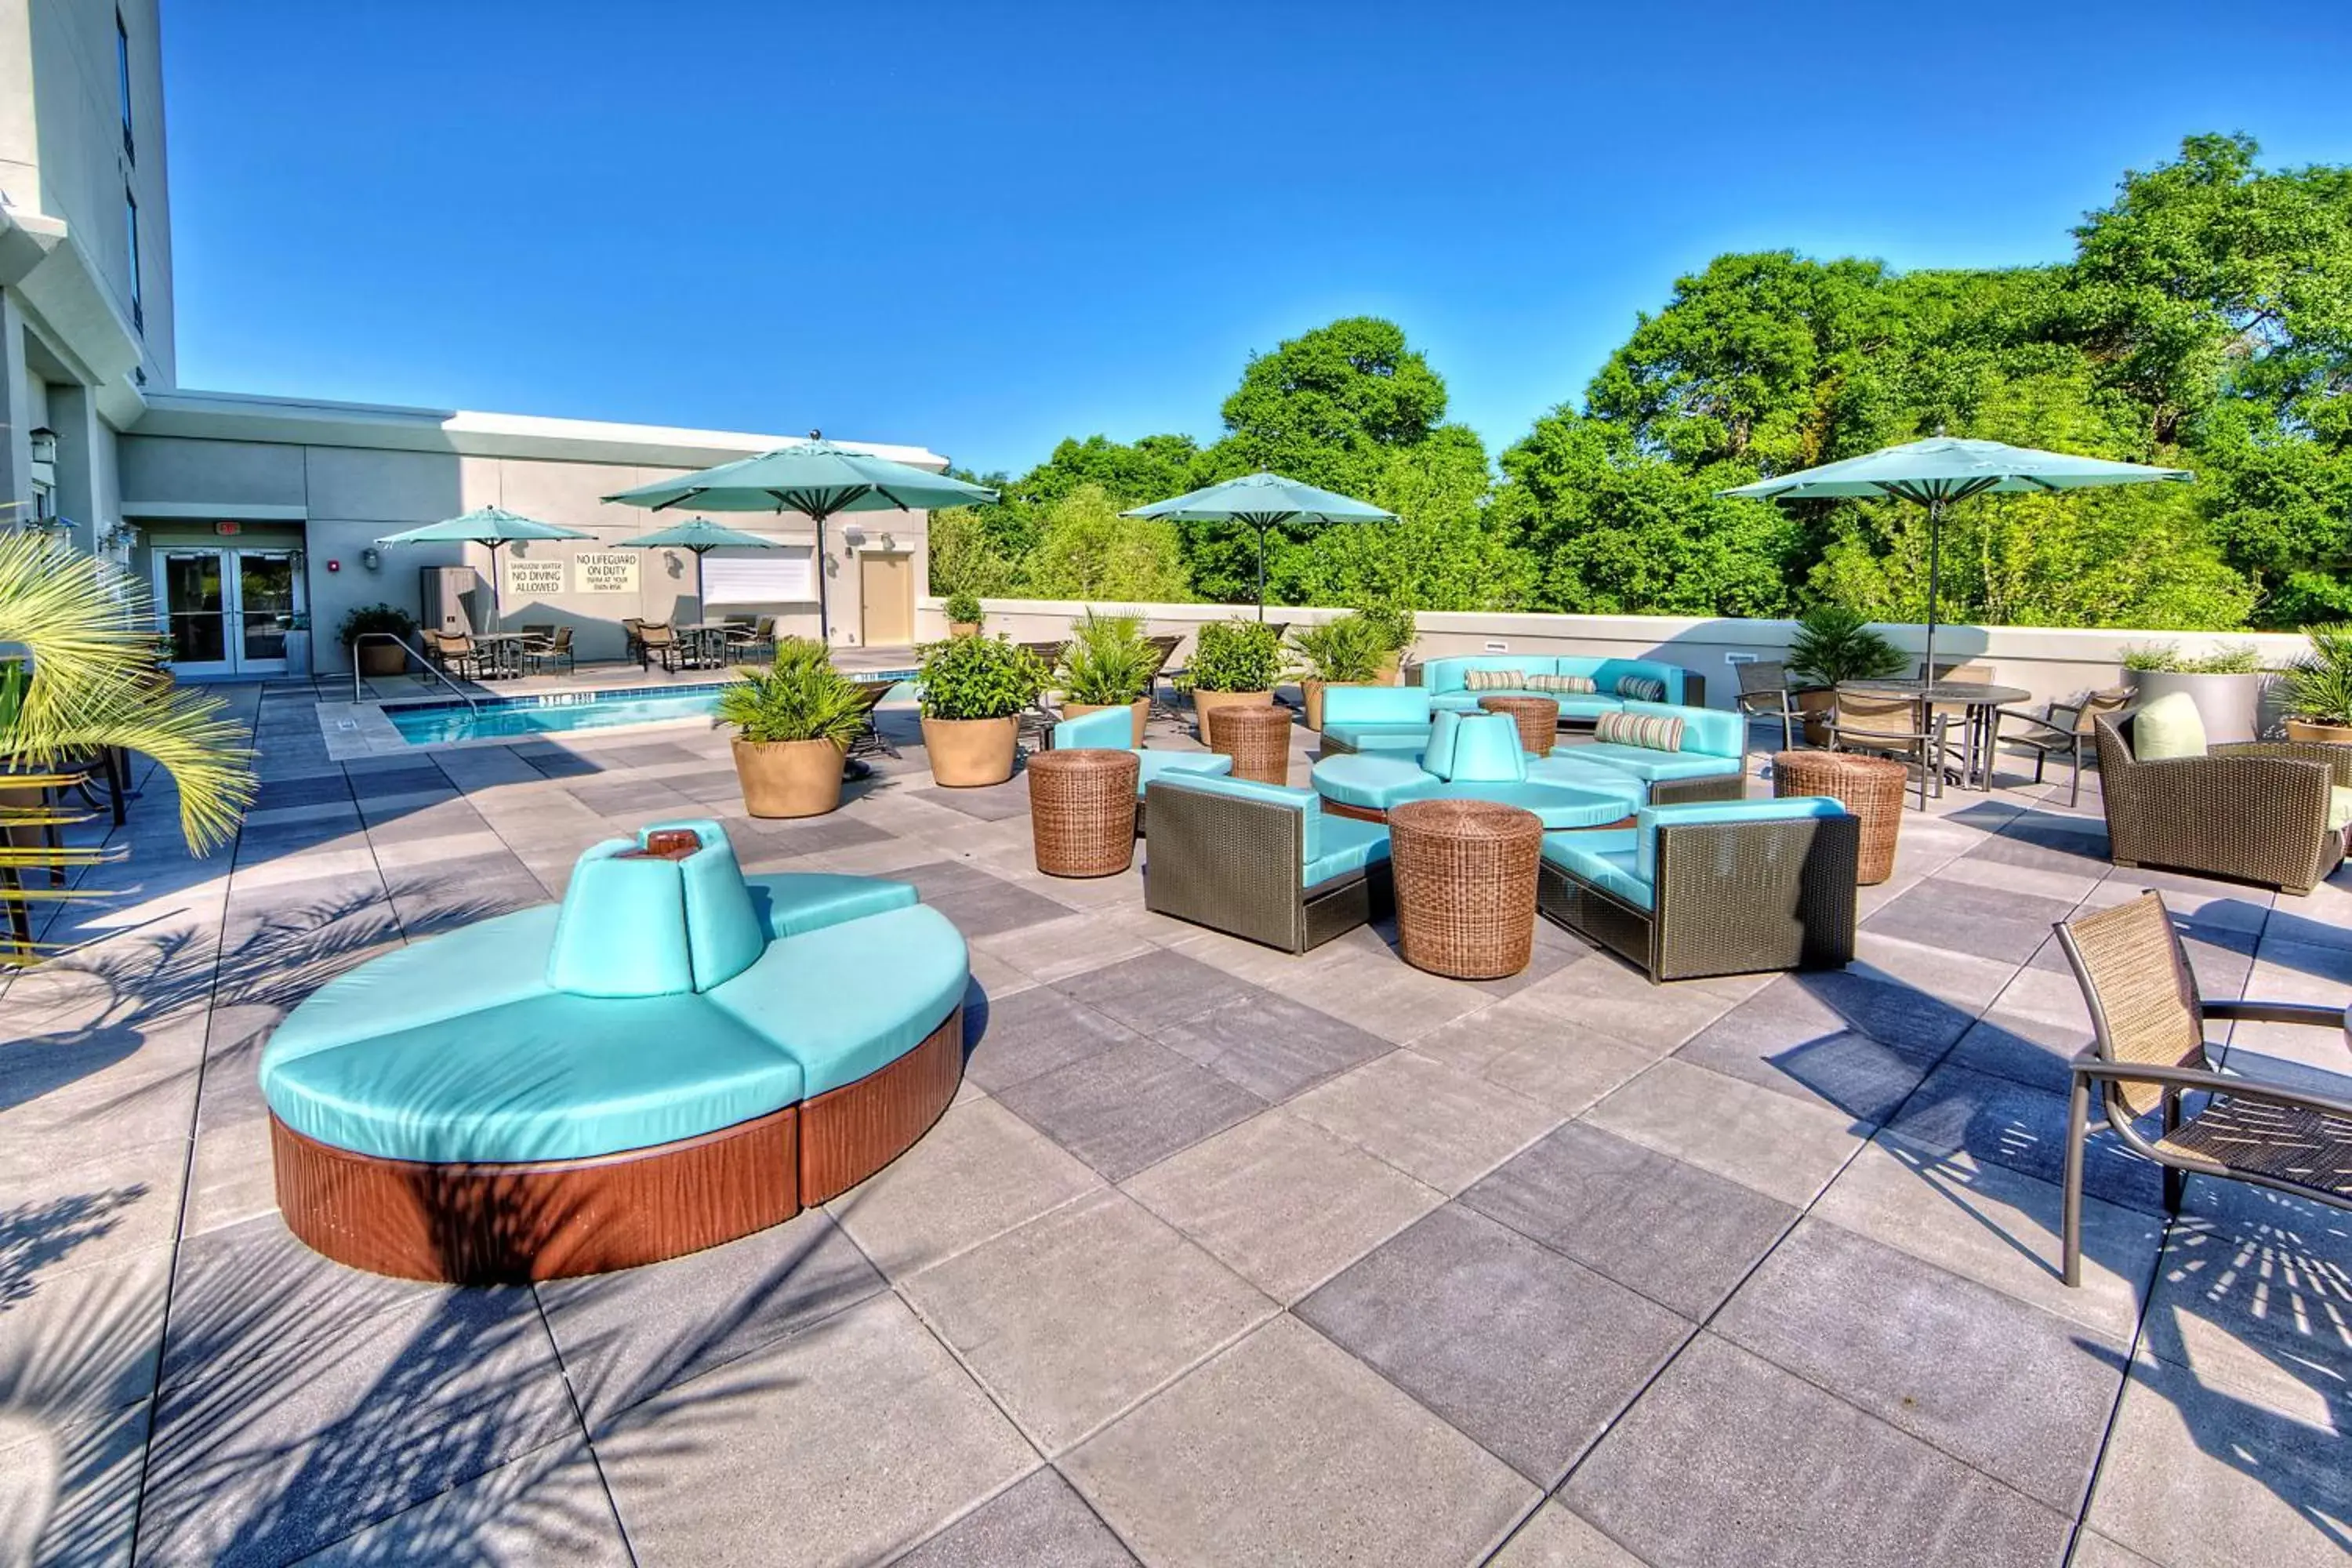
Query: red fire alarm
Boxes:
[
  {"xmin": 212, "ymin": 521, "xmax": 241, "ymax": 537},
  {"xmin": 325, "ymin": 559, "xmax": 341, "ymax": 572}
]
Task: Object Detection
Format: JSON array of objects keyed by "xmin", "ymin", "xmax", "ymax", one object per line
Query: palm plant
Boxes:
[
  {"xmin": 1, "ymin": 530, "xmax": 255, "ymax": 853},
  {"xmin": 2286, "ymin": 623, "xmax": 2352, "ymax": 726},
  {"xmin": 1059, "ymin": 608, "xmax": 1156, "ymax": 706},
  {"xmin": 1289, "ymin": 614, "xmax": 1385, "ymax": 684},
  {"xmin": 713, "ymin": 637, "xmax": 868, "ymax": 746}
]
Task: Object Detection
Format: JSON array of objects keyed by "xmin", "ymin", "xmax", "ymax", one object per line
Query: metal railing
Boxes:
[{"xmin": 352, "ymin": 633, "xmax": 479, "ymax": 712}]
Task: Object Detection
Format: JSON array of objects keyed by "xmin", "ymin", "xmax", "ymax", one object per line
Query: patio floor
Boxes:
[{"xmin": 4, "ymin": 684, "xmax": 2348, "ymax": 1566}]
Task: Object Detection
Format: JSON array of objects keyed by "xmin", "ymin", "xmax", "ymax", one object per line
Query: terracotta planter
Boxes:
[
  {"xmin": 1301, "ymin": 680, "xmax": 1369, "ymax": 733},
  {"xmin": 1795, "ymin": 688, "xmax": 1836, "ymax": 746},
  {"xmin": 2285, "ymin": 717, "xmax": 2352, "ymax": 746},
  {"xmin": 922, "ymin": 714, "xmax": 1020, "ymax": 786},
  {"xmin": 1064, "ymin": 699, "xmax": 1149, "ymax": 747},
  {"xmin": 355, "ymin": 641, "xmax": 409, "ymax": 678},
  {"xmin": 948, "ymin": 622, "xmax": 981, "ymax": 639},
  {"xmin": 731, "ymin": 737, "xmax": 846, "ymax": 818},
  {"xmin": 1191, "ymin": 688, "xmax": 1272, "ymax": 745}
]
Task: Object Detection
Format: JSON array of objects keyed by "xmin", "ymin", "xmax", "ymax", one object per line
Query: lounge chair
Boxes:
[
  {"xmin": 2093, "ymin": 697, "xmax": 2349, "ymax": 894},
  {"xmin": 1318, "ymin": 686, "xmax": 1436, "ymax": 756},
  {"xmin": 637, "ymin": 622, "xmax": 684, "ymax": 673},
  {"xmin": 521, "ymin": 626, "xmax": 576, "ymax": 677},
  {"xmin": 844, "ymin": 679, "xmax": 899, "ymax": 768},
  {"xmin": 1143, "ymin": 774, "xmax": 1392, "ymax": 953}
]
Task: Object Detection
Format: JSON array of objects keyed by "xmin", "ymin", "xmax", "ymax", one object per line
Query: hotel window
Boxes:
[
  {"xmin": 126, "ymin": 191, "xmax": 143, "ymax": 332},
  {"xmin": 116, "ymin": 11, "xmax": 134, "ymax": 162}
]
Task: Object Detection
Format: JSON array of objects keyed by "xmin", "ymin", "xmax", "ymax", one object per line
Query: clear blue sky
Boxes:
[{"xmin": 164, "ymin": 0, "xmax": 2350, "ymax": 475}]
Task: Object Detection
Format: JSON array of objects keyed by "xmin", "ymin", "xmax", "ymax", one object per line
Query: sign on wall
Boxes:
[
  {"xmin": 503, "ymin": 557, "xmax": 567, "ymax": 599},
  {"xmin": 575, "ymin": 551, "xmax": 641, "ymax": 593}
]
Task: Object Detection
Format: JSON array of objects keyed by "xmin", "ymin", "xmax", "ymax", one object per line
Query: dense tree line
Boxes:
[{"xmin": 930, "ymin": 135, "xmax": 2350, "ymax": 630}]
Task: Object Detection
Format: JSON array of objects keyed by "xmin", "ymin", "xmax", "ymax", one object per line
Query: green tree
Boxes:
[{"xmin": 1019, "ymin": 484, "xmax": 1192, "ymax": 603}]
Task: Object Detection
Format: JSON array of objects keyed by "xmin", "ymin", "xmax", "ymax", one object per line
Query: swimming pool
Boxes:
[{"xmin": 384, "ymin": 675, "xmax": 917, "ymax": 746}]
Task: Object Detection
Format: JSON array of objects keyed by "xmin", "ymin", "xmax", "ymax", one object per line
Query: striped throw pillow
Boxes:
[
  {"xmin": 1527, "ymin": 673, "xmax": 1598, "ymax": 695},
  {"xmin": 1462, "ymin": 669, "xmax": 1527, "ymax": 692},
  {"xmin": 1613, "ymin": 674, "xmax": 1667, "ymax": 702},
  {"xmin": 1595, "ymin": 710, "xmax": 1684, "ymax": 752}
]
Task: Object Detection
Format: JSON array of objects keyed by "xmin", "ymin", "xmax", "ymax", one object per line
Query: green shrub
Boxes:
[
  {"xmin": 336, "ymin": 602, "xmax": 417, "ymax": 648},
  {"xmin": 1354, "ymin": 597, "xmax": 1417, "ymax": 655},
  {"xmin": 1182, "ymin": 619, "xmax": 1286, "ymax": 693},
  {"xmin": 1289, "ymin": 615, "xmax": 1385, "ymax": 684},
  {"xmin": 1060, "ymin": 608, "xmax": 1156, "ymax": 706},
  {"xmin": 2286, "ymin": 624, "xmax": 2352, "ymax": 724},
  {"xmin": 1787, "ymin": 604, "xmax": 1906, "ymax": 687},
  {"xmin": 943, "ymin": 590, "xmax": 985, "ymax": 626},
  {"xmin": 2121, "ymin": 641, "xmax": 2268, "ymax": 674},
  {"xmin": 713, "ymin": 637, "xmax": 868, "ymax": 746},
  {"xmin": 917, "ymin": 634, "xmax": 1049, "ymax": 720}
]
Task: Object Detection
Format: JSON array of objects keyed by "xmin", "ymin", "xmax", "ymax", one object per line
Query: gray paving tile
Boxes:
[
  {"xmin": 1490, "ymin": 1503, "xmax": 1646, "ymax": 1566},
  {"xmin": 1053, "ymin": 949, "xmax": 1262, "ymax": 1033},
  {"xmin": 1151, "ymin": 991, "xmax": 1392, "ymax": 1102},
  {"xmin": 994, "ymin": 1040, "xmax": 1267, "ymax": 1181},
  {"xmin": 0, "ymin": 1245, "xmax": 172, "ymax": 1425},
  {"xmin": 2136, "ymin": 1207, "xmax": 2352, "ymax": 1429},
  {"xmin": 1863, "ymin": 874, "xmax": 2081, "ymax": 966},
  {"xmin": 1298, "ymin": 1203, "xmax": 1691, "ymax": 1483},
  {"xmin": 898, "ymin": 1189, "xmax": 1274, "ymax": 1452},
  {"xmin": 1412, "ymin": 1007, "xmax": 1661, "ymax": 1116},
  {"xmin": 1881, "ymin": 1060, "xmax": 2167, "ymax": 1214},
  {"xmin": 291, "ymin": 1436, "xmax": 632, "ymax": 1565},
  {"xmin": 1287, "ymin": 1050, "xmax": 1563, "ymax": 1194},
  {"xmin": 827, "ymin": 1098, "xmax": 1104, "ymax": 1279},
  {"xmin": 0, "ymin": 1394, "xmax": 150, "ymax": 1568},
  {"xmin": 1062, "ymin": 1316, "xmax": 1535, "ymax": 1567},
  {"xmin": 897, "ymin": 1467, "xmax": 1138, "ymax": 1567},
  {"xmin": 1752, "ymin": 967, "xmax": 1977, "ymax": 1055},
  {"xmin": 597, "ymin": 1291, "xmax": 1036, "ymax": 1566},
  {"xmin": 537, "ymin": 1208, "xmax": 886, "ymax": 1427},
  {"xmin": 912, "ymin": 781, "xmax": 1033, "ymax": 822},
  {"xmin": 1714, "ymin": 1218, "xmax": 2125, "ymax": 1512},
  {"xmin": 901, "ymin": 858, "xmax": 1076, "ymax": 938},
  {"xmin": 1464, "ymin": 1121, "xmax": 1798, "ymax": 1319},
  {"xmin": 1677, "ymin": 1015, "xmax": 1934, "ymax": 1125},
  {"xmin": 964, "ymin": 986, "xmax": 1144, "ymax": 1095},
  {"xmin": 1564, "ymin": 1333, "xmax": 2072, "ymax": 1568},
  {"xmin": 1584, "ymin": 1058, "xmax": 1865, "ymax": 1209}
]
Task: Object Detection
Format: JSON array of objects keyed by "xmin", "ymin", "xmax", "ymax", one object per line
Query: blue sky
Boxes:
[{"xmin": 165, "ymin": 0, "xmax": 2350, "ymax": 474}]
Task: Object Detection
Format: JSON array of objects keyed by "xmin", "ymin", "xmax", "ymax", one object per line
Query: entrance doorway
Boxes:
[
  {"xmin": 858, "ymin": 553, "xmax": 913, "ymax": 646},
  {"xmin": 154, "ymin": 547, "xmax": 305, "ymax": 677}
]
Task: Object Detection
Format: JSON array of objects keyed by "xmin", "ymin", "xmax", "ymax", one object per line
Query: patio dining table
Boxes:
[
  {"xmin": 674, "ymin": 621, "xmax": 739, "ymax": 669},
  {"xmin": 1838, "ymin": 678, "xmax": 2030, "ymax": 792},
  {"xmin": 469, "ymin": 631, "xmax": 532, "ymax": 680}
]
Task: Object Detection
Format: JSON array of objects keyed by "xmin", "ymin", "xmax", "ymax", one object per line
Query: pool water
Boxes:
[{"xmin": 385, "ymin": 676, "xmax": 916, "ymax": 746}]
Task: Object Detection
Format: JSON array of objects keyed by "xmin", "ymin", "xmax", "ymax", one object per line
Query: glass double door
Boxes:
[{"xmin": 156, "ymin": 548, "xmax": 303, "ymax": 677}]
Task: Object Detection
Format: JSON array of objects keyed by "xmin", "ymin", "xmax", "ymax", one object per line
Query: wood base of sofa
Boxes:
[{"xmin": 271, "ymin": 1003, "xmax": 966, "ymax": 1283}]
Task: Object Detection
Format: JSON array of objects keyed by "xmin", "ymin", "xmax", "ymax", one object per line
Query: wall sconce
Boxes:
[{"xmin": 361, "ymin": 546, "xmax": 382, "ymax": 572}]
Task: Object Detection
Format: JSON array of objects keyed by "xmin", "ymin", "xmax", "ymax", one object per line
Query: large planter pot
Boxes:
[
  {"xmin": 2124, "ymin": 670, "xmax": 2274, "ymax": 746},
  {"xmin": 2285, "ymin": 717, "xmax": 2352, "ymax": 746},
  {"xmin": 1192, "ymin": 688, "xmax": 1272, "ymax": 745},
  {"xmin": 948, "ymin": 622, "xmax": 981, "ymax": 639},
  {"xmin": 1376, "ymin": 652, "xmax": 1405, "ymax": 686},
  {"xmin": 922, "ymin": 714, "xmax": 1020, "ymax": 786},
  {"xmin": 1795, "ymin": 688, "xmax": 1836, "ymax": 747},
  {"xmin": 731, "ymin": 737, "xmax": 847, "ymax": 818},
  {"xmin": 355, "ymin": 641, "xmax": 408, "ymax": 678},
  {"xmin": 1064, "ymin": 699, "xmax": 1149, "ymax": 747},
  {"xmin": 1301, "ymin": 680, "xmax": 1369, "ymax": 733}
]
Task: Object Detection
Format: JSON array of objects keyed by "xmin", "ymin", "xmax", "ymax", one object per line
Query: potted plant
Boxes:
[
  {"xmin": 339, "ymin": 603, "xmax": 419, "ymax": 678},
  {"xmin": 2121, "ymin": 641, "xmax": 2274, "ymax": 746},
  {"xmin": 1356, "ymin": 597, "xmax": 1417, "ymax": 684},
  {"xmin": 917, "ymin": 633, "xmax": 1049, "ymax": 786},
  {"xmin": 942, "ymin": 590, "xmax": 986, "ymax": 639},
  {"xmin": 1181, "ymin": 618, "xmax": 1286, "ymax": 742},
  {"xmin": 1059, "ymin": 607, "xmax": 1156, "ymax": 746},
  {"xmin": 2283, "ymin": 624, "xmax": 2352, "ymax": 745},
  {"xmin": 713, "ymin": 637, "xmax": 869, "ymax": 817},
  {"xmin": 1786, "ymin": 604, "xmax": 1906, "ymax": 744},
  {"xmin": 1289, "ymin": 613, "xmax": 1385, "ymax": 731}
]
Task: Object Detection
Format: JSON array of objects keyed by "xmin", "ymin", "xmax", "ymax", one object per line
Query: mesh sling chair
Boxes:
[
  {"xmin": 2053, "ymin": 891, "xmax": 2352, "ymax": 1287},
  {"xmin": 1826, "ymin": 690, "xmax": 1955, "ymax": 810},
  {"xmin": 1733, "ymin": 659, "xmax": 1803, "ymax": 755},
  {"xmin": 1991, "ymin": 689, "xmax": 2128, "ymax": 805}
]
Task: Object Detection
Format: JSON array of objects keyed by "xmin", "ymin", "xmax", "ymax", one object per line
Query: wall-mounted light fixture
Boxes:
[
  {"xmin": 360, "ymin": 546, "xmax": 382, "ymax": 572},
  {"xmin": 27, "ymin": 426, "xmax": 58, "ymax": 466}
]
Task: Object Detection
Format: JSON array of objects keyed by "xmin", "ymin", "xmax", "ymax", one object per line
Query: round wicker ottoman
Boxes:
[
  {"xmin": 1388, "ymin": 798, "xmax": 1545, "ymax": 979},
  {"xmin": 1772, "ymin": 750, "xmax": 1903, "ymax": 885},
  {"xmin": 1478, "ymin": 695, "xmax": 1560, "ymax": 757},
  {"xmin": 1028, "ymin": 749, "xmax": 1141, "ymax": 877},
  {"xmin": 1209, "ymin": 703, "xmax": 1294, "ymax": 786}
]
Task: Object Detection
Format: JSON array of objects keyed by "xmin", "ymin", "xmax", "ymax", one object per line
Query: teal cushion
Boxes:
[
  {"xmin": 653, "ymin": 818, "xmax": 767, "ymax": 990},
  {"xmin": 1429, "ymin": 691, "xmax": 1491, "ymax": 714},
  {"xmin": 744, "ymin": 872, "xmax": 918, "ymax": 937},
  {"xmin": 1552, "ymin": 695, "xmax": 1626, "ymax": 720},
  {"xmin": 261, "ymin": 992, "xmax": 804, "ymax": 1163},
  {"xmin": 1322, "ymin": 720, "xmax": 1433, "ymax": 753},
  {"xmin": 1421, "ymin": 710, "xmax": 1465, "ymax": 780},
  {"xmin": 1135, "ymin": 750, "xmax": 1233, "ymax": 797},
  {"xmin": 1423, "ymin": 655, "xmax": 1548, "ymax": 695},
  {"xmin": 1322, "ymin": 686, "xmax": 1432, "ymax": 727},
  {"xmin": 1420, "ymin": 780, "xmax": 1634, "ymax": 829},
  {"xmin": 1622, "ymin": 700, "xmax": 1742, "ymax": 760},
  {"xmin": 2132, "ymin": 692, "xmax": 2207, "ymax": 760},
  {"xmin": 1540, "ymin": 827, "xmax": 1653, "ymax": 911},
  {"xmin": 1523, "ymin": 755, "xmax": 1650, "ymax": 808},
  {"xmin": 1564, "ymin": 742, "xmax": 1744, "ymax": 783},
  {"xmin": 1053, "ymin": 706, "xmax": 1134, "ymax": 750},
  {"xmin": 546, "ymin": 839, "xmax": 697, "ymax": 998},
  {"xmin": 705, "ymin": 904, "xmax": 970, "ymax": 1098},
  {"xmin": 1305, "ymin": 814, "xmax": 1392, "ymax": 887},
  {"xmin": 1444, "ymin": 714, "xmax": 1530, "ymax": 784},
  {"xmin": 262, "ymin": 905, "xmax": 560, "ymax": 1069},
  {"xmin": 1312, "ymin": 753, "xmax": 1442, "ymax": 811},
  {"xmin": 1635, "ymin": 797, "xmax": 1848, "ymax": 884}
]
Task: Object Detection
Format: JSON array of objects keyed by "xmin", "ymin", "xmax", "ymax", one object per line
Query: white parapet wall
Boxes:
[{"xmin": 917, "ymin": 596, "xmax": 2309, "ymax": 713}]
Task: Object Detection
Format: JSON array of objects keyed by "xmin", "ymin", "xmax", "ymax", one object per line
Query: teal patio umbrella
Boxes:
[
  {"xmin": 1719, "ymin": 437, "xmax": 2193, "ymax": 677},
  {"xmin": 1123, "ymin": 472, "xmax": 1396, "ymax": 619},
  {"xmin": 373, "ymin": 505, "xmax": 592, "ymax": 630},
  {"xmin": 612, "ymin": 517, "xmax": 783, "ymax": 612},
  {"xmin": 603, "ymin": 437, "xmax": 1000, "ymax": 641}
]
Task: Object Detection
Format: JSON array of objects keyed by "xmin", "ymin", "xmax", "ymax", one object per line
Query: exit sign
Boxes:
[{"xmin": 213, "ymin": 521, "xmax": 241, "ymax": 536}]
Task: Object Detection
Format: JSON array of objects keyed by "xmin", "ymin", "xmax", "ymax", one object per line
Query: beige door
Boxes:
[{"xmin": 858, "ymin": 553, "xmax": 914, "ymax": 646}]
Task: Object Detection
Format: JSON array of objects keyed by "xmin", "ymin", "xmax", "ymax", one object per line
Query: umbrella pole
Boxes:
[
  {"xmin": 1255, "ymin": 520, "xmax": 1268, "ymax": 622},
  {"xmin": 813, "ymin": 513, "xmax": 831, "ymax": 645},
  {"xmin": 488, "ymin": 540, "xmax": 504, "ymax": 633},
  {"xmin": 1922, "ymin": 495, "xmax": 1943, "ymax": 682}
]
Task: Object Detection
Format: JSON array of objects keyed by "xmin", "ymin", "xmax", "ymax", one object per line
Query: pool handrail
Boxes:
[{"xmin": 353, "ymin": 632, "xmax": 480, "ymax": 713}]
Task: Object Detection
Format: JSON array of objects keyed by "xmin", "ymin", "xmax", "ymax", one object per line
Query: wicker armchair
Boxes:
[
  {"xmin": 2092, "ymin": 710, "xmax": 2348, "ymax": 894},
  {"xmin": 2053, "ymin": 891, "xmax": 2351, "ymax": 1287},
  {"xmin": 1142, "ymin": 775, "xmax": 1392, "ymax": 953}
]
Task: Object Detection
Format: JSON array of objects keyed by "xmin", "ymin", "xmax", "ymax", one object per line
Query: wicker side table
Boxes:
[
  {"xmin": 1388, "ymin": 798, "xmax": 1545, "ymax": 978},
  {"xmin": 1478, "ymin": 695, "xmax": 1561, "ymax": 757},
  {"xmin": 1027, "ymin": 749, "xmax": 1142, "ymax": 877},
  {"xmin": 1772, "ymin": 750, "xmax": 1904, "ymax": 884},
  {"xmin": 1210, "ymin": 703, "xmax": 1294, "ymax": 786}
]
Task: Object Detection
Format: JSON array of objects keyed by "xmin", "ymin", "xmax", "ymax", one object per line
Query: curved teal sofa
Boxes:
[
  {"xmin": 1311, "ymin": 713, "xmax": 1641, "ymax": 829},
  {"xmin": 260, "ymin": 818, "xmax": 970, "ymax": 1283},
  {"xmin": 1416, "ymin": 655, "xmax": 1703, "ymax": 719}
]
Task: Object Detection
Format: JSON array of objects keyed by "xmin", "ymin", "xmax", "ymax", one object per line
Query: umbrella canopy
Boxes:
[
  {"xmin": 603, "ymin": 440, "xmax": 1000, "ymax": 641},
  {"xmin": 1122, "ymin": 472, "xmax": 1396, "ymax": 619},
  {"xmin": 1719, "ymin": 437, "xmax": 2194, "ymax": 676},
  {"xmin": 373, "ymin": 506, "xmax": 593, "ymax": 631},
  {"xmin": 612, "ymin": 518, "xmax": 782, "ymax": 612}
]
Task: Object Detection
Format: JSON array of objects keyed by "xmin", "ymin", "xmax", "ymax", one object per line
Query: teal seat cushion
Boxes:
[
  {"xmin": 1420, "ymin": 711, "xmax": 1464, "ymax": 779},
  {"xmin": 744, "ymin": 873, "xmax": 918, "ymax": 937},
  {"xmin": 1135, "ymin": 750, "xmax": 1232, "ymax": 797},
  {"xmin": 1422, "ymin": 655, "xmax": 1546, "ymax": 695},
  {"xmin": 1305, "ymin": 814, "xmax": 1392, "ymax": 887},
  {"xmin": 1525, "ymin": 756, "xmax": 1650, "ymax": 808},
  {"xmin": 1322, "ymin": 720, "xmax": 1432, "ymax": 753},
  {"xmin": 1421, "ymin": 780, "xmax": 1633, "ymax": 829},
  {"xmin": 1322, "ymin": 686, "xmax": 1432, "ymax": 727},
  {"xmin": 1443, "ymin": 714, "xmax": 1530, "ymax": 783},
  {"xmin": 1312, "ymin": 753, "xmax": 1441, "ymax": 811},
  {"xmin": 1053, "ymin": 706, "xmax": 1134, "ymax": 750},
  {"xmin": 1592, "ymin": 660, "xmax": 1688, "ymax": 706},
  {"xmin": 260, "ymin": 992, "xmax": 804, "ymax": 1163},
  {"xmin": 1540, "ymin": 827, "xmax": 1653, "ymax": 910},
  {"xmin": 262, "ymin": 905, "xmax": 560, "ymax": 1069},
  {"xmin": 705, "ymin": 903, "xmax": 970, "ymax": 1098},
  {"xmin": 546, "ymin": 839, "xmax": 698, "ymax": 998},
  {"xmin": 1566, "ymin": 742, "xmax": 1744, "ymax": 782},
  {"xmin": 1552, "ymin": 695, "xmax": 1625, "ymax": 720}
]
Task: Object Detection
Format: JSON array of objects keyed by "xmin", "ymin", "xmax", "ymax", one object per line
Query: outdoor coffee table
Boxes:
[
  {"xmin": 1479, "ymin": 695, "xmax": 1560, "ymax": 757},
  {"xmin": 1388, "ymin": 797, "xmax": 1544, "ymax": 979},
  {"xmin": 1772, "ymin": 749, "xmax": 1904, "ymax": 884},
  {"xmin": 1838, "ymin": 679, "xmax": 2030, "ymax": 790},
  {"xmin": 1027, "ymin": 749, "xmax": 1141, "ymax": 877},
  {"xmin": 1209, "ymin": 703, "xmax": 1294, "ymax": 786}
]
